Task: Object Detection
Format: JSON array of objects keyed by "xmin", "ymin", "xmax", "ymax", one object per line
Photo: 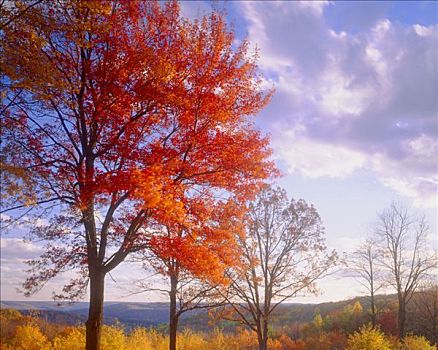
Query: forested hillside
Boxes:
[
  {"xmin": 1, "ymin": 302, "xmax": 437, "ymax": 350},
  {"xmin": 0, "ymin": 295, "xmax": 397, "ymax": 329}
]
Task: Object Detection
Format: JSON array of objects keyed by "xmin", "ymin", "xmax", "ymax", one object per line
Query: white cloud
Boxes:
[
  {"xmin": 1, "ymin": 238, "xmax": 42, "ymax": 299},
  {"xmin": 274, "ymin": 125, "xmax": 366, "ymax": 179},
  {"xmin": 371, "ymin": 141, "xmax": 438, "ymax": 208},
  {"xmin": 413, "ymin": 24, "xmax": 436, "ymax": 37},
  {"xmin": 296, "ymin": 0, "xmax": 329, "ymax": 16},
  {"xmin": 239, "ymin": 2, "xmax": 438, "ymax": 206},
  {"xmin": 318, "ymin": 65, "xmax": 374, "ymax": 116},
  {"xmin": 1, "ymin": 237, "xmax": 42, "ymax": 258}
]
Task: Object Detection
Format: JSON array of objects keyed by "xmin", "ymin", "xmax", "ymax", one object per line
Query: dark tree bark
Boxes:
[
  {"xmin": 169, "ymin": 273, "xmax": 178, "ymax": 350},
  {"xmin": 370, "ymin": 284, "xmax": 376, "ymax": 327},
  {"xmin": 86, "ymin": 270, "xmax": 105, "ymax": 350},
  {"xmin": 261, "ymin": 318, "xmax": 269, "ymax": 350},
  {"xmin": 398, "ymin": 298, "xmax": 406, "ymax": 338}
]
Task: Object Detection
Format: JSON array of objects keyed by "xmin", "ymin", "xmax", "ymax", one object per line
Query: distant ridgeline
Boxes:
[{"xmin": 1, "ymin": 294, "xmax": 397, "ymax": 331}]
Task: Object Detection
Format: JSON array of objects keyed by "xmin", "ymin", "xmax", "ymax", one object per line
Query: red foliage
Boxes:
[
  {"xmin": 377, "ymin": 311, "xmax": 398, "ymax": 336},
  {"xmin": 2, "ymin": 1, "xmax": 276, "ymax": 348},
  {"xmin": 2, "ymin": 0, "xmax": 275, "ymax": 297}
]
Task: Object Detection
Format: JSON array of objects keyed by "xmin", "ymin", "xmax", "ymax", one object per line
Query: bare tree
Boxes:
[
  {"xmin": 408, "ymin": 280, "xmax": 438, "ymax": 345},
  {"xmin": 349, "ymin": 239, "xmax": 385, "ymax": 327},
  {"xmin": 374, "ymin": 202, "xmax": 437, "ymax": 338},
  {"xmin": 218, "ymin": 186, "xmax": 338, "ymax": 350}
]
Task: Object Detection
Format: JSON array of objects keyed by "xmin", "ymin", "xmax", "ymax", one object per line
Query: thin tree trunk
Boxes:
[
  {"xmin": 261, "ymin": 318, "xmax": 269, "ymax": 350},
  {"xmin": 370, "ymin": 290, "xmax": 376, "ymax": 327},
  {"xmin": 256, "ymin": 320, "xmax": 264, "ymax": 350},
  {"xmin": 398, "ymin": 298, "xmax": 406, "ymax": 339},
  {"xmin": 434, "ymin": 301, "xmax": 438, "ymax": 345},
  {"xmin": 257, "ymin": 332, "xmax": 264, "ymax": 350},
  {"xmin": 86, "ymin": 270, "xmax": 105, "ymax": 350},
  {"xmin": 169, "ymin": 275, "xmax": 178, "ymax": 350}
]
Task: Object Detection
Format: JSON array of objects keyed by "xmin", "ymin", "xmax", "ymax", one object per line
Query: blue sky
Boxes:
[{"xmin": 1, "ymin": 1, "xmax": 437, "ymax": 303}]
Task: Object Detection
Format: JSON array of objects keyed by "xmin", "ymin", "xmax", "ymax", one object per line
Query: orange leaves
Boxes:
[
  {"xmin": 2, "ymin": 0, "xmax": 277, "ymax": 306},
  {"xmin": 148, "ymin": 198, "xmax": 245, "ymax": 285}
]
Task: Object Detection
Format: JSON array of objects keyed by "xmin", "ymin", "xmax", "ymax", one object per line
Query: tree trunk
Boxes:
[
  {"xmin": 256, "ymin": 320, "xmax": 264, "ymax": 350},
  {"xmin": 433, "ymin": 303, "xmax": 438, "ymax": 345},
  {"xmin": 398, "ymin": 299, "xmax": 406, "ymax": 339},
  {"xmin": 169, "ymin": 275, "xmax": 178, "ymax": 350},
  {"xmin": 86, "ymin": 270, "xmax": 105, "ymax": 350},
  {"xmin": 261, "ymin": 318, "xmax": 269, "ymax": 350},
  {"xmin": 370, "ymin": 290, "xmax": 376, "ymax": 327},
  {"xmin": 257, "ymin": 331, "xmax": 265, "ymax": 350}
]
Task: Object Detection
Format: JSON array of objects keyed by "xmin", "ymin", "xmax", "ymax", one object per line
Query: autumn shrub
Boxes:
[
  {"xmin": 205, "ymin": 329, "xmax": 259, "ymax": 350},
  {"xmin": 327, "ymin": 330, "xmax": 348, "ymax": 349},
  {"xmin": 283, "ymin": 338, "xmax": 306, "ymax": 350},
  {"xmin": 345, "ymin": 324, "xmax": 392, "ymax": 350},
  {"xmin": 303, "ymin": 333, "xmax": 331, "ymax": 350},
  {"xmin": 100, "ymin": 325, "xmax": 126, "ymax": 350},
  {"xmin": 0, "ymin": 309, "xmax": 24, "ymax": 342},
  {"xmin": 275, "ymin": 334, "xmax": 305, "ymax": 350},
  {"xmin": 206, "ymin": 328, "xmax": 234, "ymax": 350},
  {"xmin": 399, "ymin": 335, "xmax": 437, "ymax": 350},
  {"xmin": 11, "ymin": 324, "xmax": 51, "ymax": 350},
  {"xmin": 234, "ymin": 329, "xmax": 260, "ymax": 350},
  {"xmin": 176, "ymin": 329, "xmax": 206, "ymax": 350},
  {"xmin": 377, "ymin": 310, "xmax": 398, "ymax": 335},
  {"xmin": 125, "ymin": 328, "xmax": 154, "ymax": 350},
  {"xmin": 52, "ymin": 327, "xmax": 85, "ymax": 350}
]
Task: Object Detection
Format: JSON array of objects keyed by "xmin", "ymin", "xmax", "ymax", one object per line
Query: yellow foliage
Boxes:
[
  {"xmin": 4, "ymin": 314, "xmax": 437, "ymax": 350},
  {"xmin": 351, "ymin": 301, "xmax": 363, "ymax": 315},
  {"xmin": 0, "ymin": 308, "xmax": 23, "ymax": 321},
  {"xmin": 346, "ymin": 324, "xmax": 392, "ymax": 350},
  {"xmin": 399, "ymin": 335, "xmax": 437, "ymax": 350},
  {"xmin": 125, "ymin": 328, "xmax": 153, "ymax": 350},
  {"xmin": 176, "ymin": 330, "xmax": 206, "ymax": 350},
  {"xmin": 52, "ymin": 327, "xmax": 85, "ymax": 350},
  {"xmin": 126, "ymin": 328, "xmax": 168, "ymax": 350},
  {"xmin": 11, "ymin": 324, "xmax": 51, "ymax": 350},
  {"xmin": 101, "ymin": 325, "xmax": 126, "ymax": 350},
  {"xmin": 204, "ymin": 328, "xmax": 230, "ymax": 350},
  {"xmin": 313, "ymin": 313, "xmax": 323, "ymax": 328}
]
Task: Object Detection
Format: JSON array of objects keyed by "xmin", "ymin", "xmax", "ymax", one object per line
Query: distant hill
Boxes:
[
  {"xmin": 1, "ymin": 294, "xmax": 397, "ymax": 330},
  {"xmin": 1, "ymin": 301, "xmax": 176, "ymax": 328}
]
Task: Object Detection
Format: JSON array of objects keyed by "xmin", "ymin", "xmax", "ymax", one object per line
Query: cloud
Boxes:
[
  {"xmin": 0, "ymin": 236, "xmax": 150, "ymax": 301},
  {"xmin": 1, "ymin": 237, "xmax": 42, "ymax": 259},
  {"xmin": 238, "ymin": 2, "xmax": 438, "ymax": 206},
  {"xmin": 0, "ymin": 238, "xmax": 43, "ymax": 299},
  {"xmin": 274, "ymin": 124, "xmax": 366, "ymax": 179}
]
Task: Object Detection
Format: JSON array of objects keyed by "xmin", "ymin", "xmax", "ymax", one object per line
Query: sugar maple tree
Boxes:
[{"xmin": 0, "ymin": 1, "xmax": 275, "ymax": 349}]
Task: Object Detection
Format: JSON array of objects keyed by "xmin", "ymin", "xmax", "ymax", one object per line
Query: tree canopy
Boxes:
[{"xmin": 1, "ymin": 1, "xmax": 276, "ymax": 348}]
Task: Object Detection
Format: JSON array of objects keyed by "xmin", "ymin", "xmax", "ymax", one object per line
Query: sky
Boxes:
[{"xmin": 1, "ymin": 1, "xmax": 437, "ymax": 304}]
